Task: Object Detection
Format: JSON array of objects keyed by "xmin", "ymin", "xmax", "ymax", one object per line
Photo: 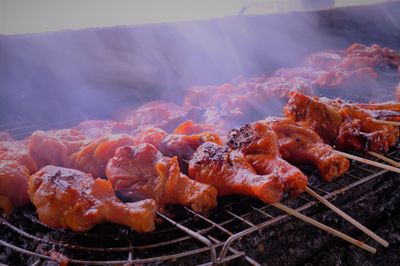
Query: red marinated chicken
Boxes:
[
  {"xmin": 133, "ymin": 126, "xmax": 222, "ymax": 171},
  {"xmin": 189, "ymin": 142, "xmax": 283, "ymax": 203},
  {"xmin": 0, "ymin": 160, "xmax": 31, "ymax": 214},
  {"xmin": 0, "ymin": 136, "xmax": 38, "ymax": 213},
  {"xmin": 264, "ymin": 117, "xmax": 350, "ymax": 182},
  {"xmin": 28, "ymin": 129, "xmax": 88, "ymax": 168},
  {"xmin": 1, "ymin": 136, "xmax": 37, "ymax": 173},
  {"xmin": 227, "ymin": 121, "xmax": 308, "ymax": 197},
  {"xmin": 29, "ymin": 165, "xmax": 156, "ymax": 232},
  {"xmin": 106, "ymin": 144, "xmax": 217, "ymax": 213},
  {"xmin": 74, "ymin": 120, "xmax": 134, "ymax": 139},
  {"xmin": 285, "ymin": 92, "xmax": 399, "ymax": 153},
  {"xmin": 71, "ymin": 134, "xmax": 136, "ymax": 178},
  {"xmin": 119, "ymin": 101, "xmax": 199, "ymax": 132}
]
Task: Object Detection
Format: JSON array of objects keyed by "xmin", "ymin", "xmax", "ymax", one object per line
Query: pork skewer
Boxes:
[
  {"xmin": 225, "ymin": 120, "xmax": 388, "ymax": 247},
  {"xmin": 188, "ymin": 121, "xmax": 387, "ymax": 248}
]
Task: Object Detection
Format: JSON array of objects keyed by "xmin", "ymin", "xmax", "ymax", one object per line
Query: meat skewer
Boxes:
[
  {"xmin": 106, "ymin": 143, "xmax": 218, "ymax": 213},
  {"xmin": 226, "ymin": 120, "xmax": 388, "ymax": 246},
  {"xmin": 28, "ymin": 165, "xmax": 156, "ymax": 232},
  {"xmin": 188, "ymin": 121, "xmax": 387, "ymax": 247}
]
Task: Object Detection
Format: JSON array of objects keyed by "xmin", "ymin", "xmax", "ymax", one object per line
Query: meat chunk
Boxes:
[
  {"xmin": 337, "ymin": 105, "xmax": 398, "ymax": 152},
  {"xmin": 227, "ymin": 121, "xmax": 308, "ymax": 197},
  {"xmin": 72, "ymin": 134, "xmax": 136, "ymax": 178},
  {"xmin": 189, "ymin": 142, "xmax": 283, "ymax": 204},
  {"xmin": 0, "ymin": 160, "xmax": 31, "ymax": 214},
  {"xmin": 28, "ymin": 129, "xmax": 88, "ymax": 168},
  {"xmin": 74, "ymin": 120, "xmax": 133, "ymax": 139},
  {"xmin": 119, "ymin": 101, "xmax": 195, "ymax": 132},
  {"xmin": 285, "ymin": 92, "xmax": 399, "ymax": 153},
  {"xmin": 173, "ymin": 120, "xmax": 215, "ymax": 135},
  {"xmin": 1, "ymin": 137, "xmax": 37, "ymax": 173},
  {"xmin": 28, "ymin": 165, "xmax": 156, "ymax": 232},
  {"xmin": 133, "ymin": 126, "xmax": 222, "ymax": 171},
  {"xmin": 106, "ymin": 144, "xmax": 217, "ymax": 213},
  {"xmin": 284, "ymin": 92, "xmax": 343, "ymax": 145},
  {"xmin": 265, "ymin": 117, "xmax": 350, "ymax": 182}
]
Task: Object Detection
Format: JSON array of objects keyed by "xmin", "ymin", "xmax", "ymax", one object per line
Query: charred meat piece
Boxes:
[
  {"xmin": 28, "ymin": 129, "xmax": 88, "ymax": 168},
  {"xmin": 189, "ymin": 142, "xmax": 283, "ymax": 204},
  {"xmin": 71, "ymin": 134, "xmax": 136, "ymax": 178},
  {"xmin": 29, "ymin": 165, "xmax": 156, "ymax": 232},
  {"xmin": 227, "ymin": 121, "xmax": 308, "ymax": 197},
  {"xmin": 337, "ymin": 105, "xmax": 398, "ymax": 152},
  {"xmin": 285, "ymin": 92, "xmax": 399, "ymax": 153},
  {"xmin": 106, "ymin": 144, "xmax": 217, "ymax": 213},
  {"xmin": 284, "ymin": 91, "xmax": 343, "ymax": 145},
  {"xmin": 265, "ymin": 117, "xmax": 350, "ymax": 182},
  {"xmin": 0, "ymin": 160, "xmax": 31, "ymax": 214}
]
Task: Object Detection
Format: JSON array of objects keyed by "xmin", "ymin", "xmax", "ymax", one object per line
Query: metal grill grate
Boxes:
[{"xmin": 1, "ymin": 148, "xmax": 398, "ymax": 265}]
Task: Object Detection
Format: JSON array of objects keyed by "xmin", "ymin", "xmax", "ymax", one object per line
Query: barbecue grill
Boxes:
[{"xmin": 1, "ymin": 1, "xmax": 400, "ymax": 265}]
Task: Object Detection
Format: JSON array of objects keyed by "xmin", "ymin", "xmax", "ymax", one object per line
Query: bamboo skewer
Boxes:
[
  {"xmin": 272, "ymin": 202, "xmax": 377, "ymax": 254},
  {"xmin": 305, "ymin": 187, "xmax": 388, "ymax": 247},
  {"xmin": 367, "ymin": 151, "xmax": 400, "ymax": 168},
  {"xmin": 369, "ymin": 118, "xmax": 400, "ymax": 127},
  {"xmin": 335, "ymin": 150, "xmax": 400, "ymax": 174}
]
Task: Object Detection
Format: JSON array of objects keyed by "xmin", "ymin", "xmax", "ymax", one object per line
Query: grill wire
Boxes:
[{"xmin": 1, "ymin": 68, "xmax": 399, "ymax": 265}]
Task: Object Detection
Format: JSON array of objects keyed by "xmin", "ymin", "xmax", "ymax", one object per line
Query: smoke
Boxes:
[{"xmin": 0, "ymin": 2, "xmax": 399, "ymax": 134}]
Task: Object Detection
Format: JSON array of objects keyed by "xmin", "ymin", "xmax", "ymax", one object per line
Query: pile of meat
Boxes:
[{"xmin": 1, "ymin": 43, "xmax": 399, "ymax": 233}]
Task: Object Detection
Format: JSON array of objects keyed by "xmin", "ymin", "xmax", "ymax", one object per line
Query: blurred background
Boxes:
[{"xmin": 0, "ymin": 0, "xmax": 391, "ymax": 35}]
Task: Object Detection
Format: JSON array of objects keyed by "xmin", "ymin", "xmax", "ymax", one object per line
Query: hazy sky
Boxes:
[{"xmin": 0, "ymin": 0, "xmax": 389, "ymax": 35}]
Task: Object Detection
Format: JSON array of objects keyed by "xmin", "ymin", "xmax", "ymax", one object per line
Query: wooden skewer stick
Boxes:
[
  {"xmin": 367, "ymin": 151, "xmax": 400, "ymax": 168},
  {"xmin": 335, "ymin": 150, "xmax": 400, "ymax": 174},
  {"xmin": 305, "ymin": 187, "xmax": 389, "ymax": 247},
  {"xmin": 272, "ymin": 202, "xmax": 377, "ymax": 254},
  {"xmin": 369, "ymin": 118, "xmax": 400, "ymax": 127}
]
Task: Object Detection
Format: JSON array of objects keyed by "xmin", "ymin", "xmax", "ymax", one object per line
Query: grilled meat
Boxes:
[
  {"xmin": 0, "ymin": 160, "xmax": 31, "ymax": 214},
  {"xmin": 74, "ymin": 120, "xmax": 134, "ymax": 139},
  {"xmin": 189, "ymin": 142, "xmax": 283, "ymax": 204},
  {"xmin": 1, "ymin": 136, "xmax": 37, "ymax": 173},
  {"xmin": 173, "ymin": 120, "xmax": 215, "ymax": 135},
  {"xmin": 29, "ymin": 165, "xmax": 156, "ymax": 232},
  {"xmin": 119, "ymin": 101, "xmax": 201, "ymax": 132},
  {"xmin": 227, "ymin": 121, "xmax": 308, "ymax": 197},
  {"xmin": 264, "ymin": 117, "xmax": 350, "ymax": 182},
  {"xmin": 71, "ymin": 134, "xmax": 136, "ymax": 178},
  {"xmin": 133, "ymin": 126, "xmax": 222, "ymax": 171},
  {"xmin": 28, "ymin": 129, "xmax": 88, "ymax": 168},
  {"xmin": 106, "ymin": 144, "xmax": 217, "ymax": 213},
  {"xmin": 285, "ymin": 92, "xmax": 399, "ymax": 153}
]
